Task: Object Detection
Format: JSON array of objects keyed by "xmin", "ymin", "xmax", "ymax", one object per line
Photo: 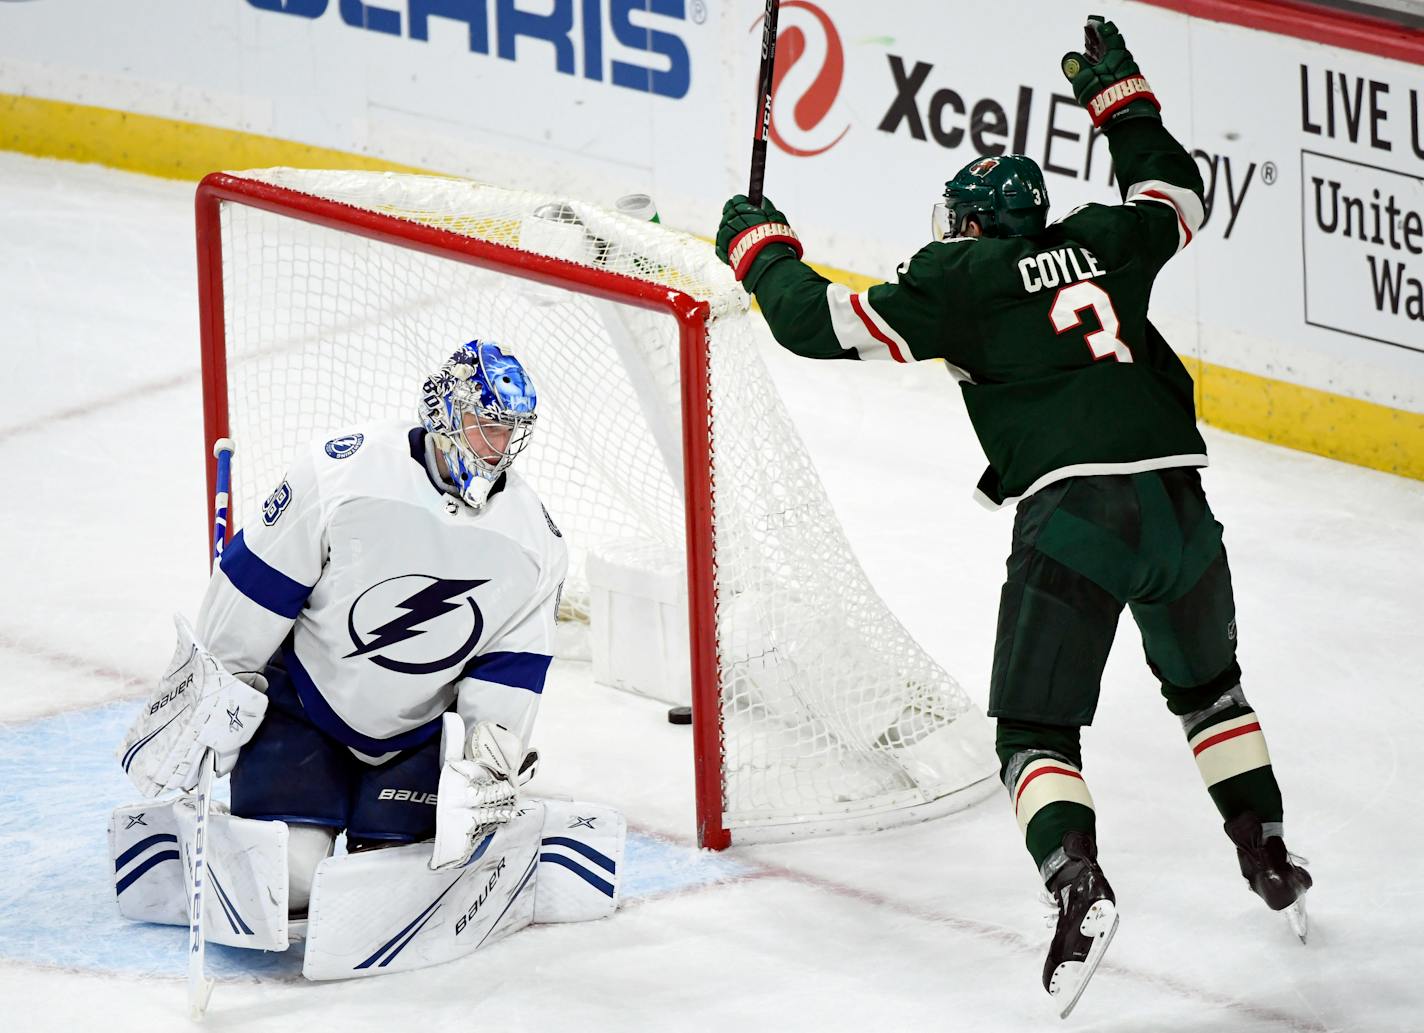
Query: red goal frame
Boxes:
[{"xmin": 194, "ymin": 172, "xmax": 733, "ymax": 849}]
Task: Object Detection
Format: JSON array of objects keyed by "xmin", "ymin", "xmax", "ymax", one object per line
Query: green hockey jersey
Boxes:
[{"xmin": 752, "ymin": 119, "xmax": 1209, "ymax": 508}]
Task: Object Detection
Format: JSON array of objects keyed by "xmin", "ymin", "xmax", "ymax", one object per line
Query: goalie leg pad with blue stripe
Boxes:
[
  {"xmin": 109, "ymin": 798, "xmax": 291, "ymax": 950},
  {"xmin": 534, "ymin": 799, "xmax": 625, "ymax": 923}
]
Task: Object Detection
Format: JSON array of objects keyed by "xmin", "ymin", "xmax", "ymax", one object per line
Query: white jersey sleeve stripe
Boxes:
[
  {"xmin": 218, "ymin": 530, "xmax": 314, "ymax": 618},
  {"xmin": 850, "ymin": 291, "xmax": 911, "ymax": 362},
  {"xmin": 1125, "ymin": 179, "xmax": 1205, "ymax": 253},
  {"xmin": 825, "ymin": 283, "xmax": 909, "ymax": 362}
]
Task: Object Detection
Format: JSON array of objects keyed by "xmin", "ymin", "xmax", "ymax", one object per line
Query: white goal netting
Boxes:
[{"xmin": 208, "ymin": 169, "xmax": 996, "ymax": 843}]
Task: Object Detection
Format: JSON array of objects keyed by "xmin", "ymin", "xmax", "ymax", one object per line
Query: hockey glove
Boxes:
[
  {"xmin": 118, "ymin": 614, "xmax": 268, "ymax": 797},
  {"xmin": 430, "ymin": 715, "xmax": 539, "ymax": 871},
  {"xmin": 1061, "ymin": 15, "xmax": 1161, "ymax": 129},
  {"xmin": 716, "ymin": 194, "xmax": 803, "ymax": 293}
]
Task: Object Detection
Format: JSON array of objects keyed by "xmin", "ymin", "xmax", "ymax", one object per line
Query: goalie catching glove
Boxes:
[
  {"xmin": 118, "ymin": 614, "xmax": 268, "ymax": 797},
  {"xmin": 429, "ymin": 713, "xmax": 539, "ymax": 871},
  {"xmin": 1061, "ymin": 15, "xmax": 1161, "ymax": 129},
  {"xmin": 716, "ymin": 195, "xmax": 803, "ymax": 292}
]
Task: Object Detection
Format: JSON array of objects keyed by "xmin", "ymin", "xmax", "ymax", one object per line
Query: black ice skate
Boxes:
[
  {"xmin": 1224, "ymin": 812, "xmax": 1312, "ymax": 943},
  {"xmin": 1042, "ymin": 831, "xmax": 1119, "ymax": 1019}
]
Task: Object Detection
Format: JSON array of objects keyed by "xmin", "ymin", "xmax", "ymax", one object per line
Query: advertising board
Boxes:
[{"xmin": 1, "ymin": 0, "xmax": 1420, "ymax": 469}]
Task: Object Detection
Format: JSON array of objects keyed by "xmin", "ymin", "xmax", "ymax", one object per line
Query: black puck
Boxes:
[{"xmin": 667, "ymin": 705, "xmax": 693, "ymax": 725}]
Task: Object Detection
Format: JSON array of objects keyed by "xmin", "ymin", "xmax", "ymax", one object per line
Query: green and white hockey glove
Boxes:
[
  {"xmin": 717, "ymin": 194, "xmax": 803, "ymax": 292},
  {"xmin": 1061, "ymin": 15, "xmax": 1161, "ymax": 129}
]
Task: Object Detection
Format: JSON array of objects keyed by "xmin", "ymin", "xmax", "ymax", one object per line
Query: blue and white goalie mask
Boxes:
[{"xmin": 419, "ymin": 341, "xmax": 538, "ymax": 510}]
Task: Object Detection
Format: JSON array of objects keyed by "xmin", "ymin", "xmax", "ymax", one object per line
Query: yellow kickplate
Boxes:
[{"xmin": 0, "ymin": 93, "xmax": 426, "ymax": 180}]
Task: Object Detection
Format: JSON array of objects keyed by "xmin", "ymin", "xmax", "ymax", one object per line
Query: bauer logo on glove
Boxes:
[
  {"xmin": 147, "ymin": 671, "xmax": 195, "ymax": 716},
  {"xmin": 117, "ymin": 614, "xmax": 268, "ymax": 797}
]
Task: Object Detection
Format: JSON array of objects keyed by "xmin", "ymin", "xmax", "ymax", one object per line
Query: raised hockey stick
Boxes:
[
  {"xmin": 185, "ymin": 436, "xmax": 233, "ymax": 1019},
  {"xmin": 747, "ymin": 0, "xmax": 782, "ymax": 206}
]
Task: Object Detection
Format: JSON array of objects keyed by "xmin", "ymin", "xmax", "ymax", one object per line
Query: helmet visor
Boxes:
[{"xmin": 931, "ymin": 201, "xmax": 957, "ymax": 242}]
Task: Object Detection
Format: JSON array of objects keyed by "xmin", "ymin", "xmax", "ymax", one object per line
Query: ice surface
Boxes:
[{"xmin": 0, "ymin": 153, "xmax": 1421, "ymax": 1031}]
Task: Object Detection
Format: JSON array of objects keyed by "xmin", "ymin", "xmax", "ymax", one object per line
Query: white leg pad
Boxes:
[
  {"xmin": 109, "ymin": 798, "xmax": 290, "ymax": 951},
  {"xmin": 301, "ymin": 803, "xmax": 543, "ymax": 981},
  {"xmin": 111, "ymin": 800, "xmax": 186, "ymax": 926},
  {"xmin": 534, "ymin": 799, "xmax": 626, "ymax": 923}
]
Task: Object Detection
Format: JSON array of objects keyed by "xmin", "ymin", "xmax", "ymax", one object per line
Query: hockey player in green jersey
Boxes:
[{"xmin": 717, "ymin": 15, "xmax": 1311, "ymax": 1017}]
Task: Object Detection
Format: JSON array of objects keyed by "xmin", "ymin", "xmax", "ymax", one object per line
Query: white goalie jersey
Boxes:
[{"xmin": 197, "ymin": 420, "xmax": 568, "ymax": 762}]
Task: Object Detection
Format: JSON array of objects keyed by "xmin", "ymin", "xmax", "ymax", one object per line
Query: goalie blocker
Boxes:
[{"xmin": 110, "ymin": 796, "xmax": 625, "ymax": 980}]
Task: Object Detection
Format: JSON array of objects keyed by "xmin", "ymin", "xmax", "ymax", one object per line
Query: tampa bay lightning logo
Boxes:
[
  {"xmin": 325, "ymin": 433, "xmax": 365, "ymax": 459},
  {"xmin": 345, "ymin": 575, "xmax": 488, "ymax": 675},
  {"xmin": 262, "ymin": 480, "xmax": 292, "ymax": 526}
]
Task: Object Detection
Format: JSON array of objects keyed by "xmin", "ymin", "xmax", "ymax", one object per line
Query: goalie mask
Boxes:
[
  {"xmin": 419, "ymin": 340, "xmax": 538, "ymax": 510},
  {"xmin": 932, "ymin": 154, "xmax": 1050, "ymax": 241}
]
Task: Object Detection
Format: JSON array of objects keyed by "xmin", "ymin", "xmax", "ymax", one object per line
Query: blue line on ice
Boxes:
[{"xmin": 0, "ymin": 701, "xmax": 751, "ymax": 979}]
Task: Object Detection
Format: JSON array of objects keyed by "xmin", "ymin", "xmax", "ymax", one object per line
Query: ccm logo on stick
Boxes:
[
  {"xmin": 247, "ymin": 0, "xmax": 693, "ymax": 99},
  {"xmin": 752, "ymin": 0, "xmax": 850, "ymax": 157}
]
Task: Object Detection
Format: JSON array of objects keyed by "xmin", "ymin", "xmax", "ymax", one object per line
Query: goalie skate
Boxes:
[
  {"xmin": 1042, "ymin": 831, "xmax": 1119, "ymax": 1020},
  {"xmin": 1224, "ymin": 812, "xmax": 1312, "ymax": 943}
]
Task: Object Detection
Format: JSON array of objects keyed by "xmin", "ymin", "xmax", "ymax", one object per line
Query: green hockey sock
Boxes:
[
  {"xmin": 1178, "ymin": 684, "xmax": 1284, "ymax": 824},
  {"xmin": 996, "ymin": 721, "xmax": 1099, "ymax": 877},
  {"xmin": 1005, "ymin": 751, "xmax": 1097, "ymax": 876}
]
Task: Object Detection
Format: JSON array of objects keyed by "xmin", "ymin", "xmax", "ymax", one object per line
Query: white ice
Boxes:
[{"xmin": 1, "ymin": 153, "xmax": 1421, "ymax": 1032}]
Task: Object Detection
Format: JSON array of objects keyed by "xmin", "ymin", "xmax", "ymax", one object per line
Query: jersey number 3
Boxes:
[{"xmin": 1050, "ymin": 282, "xmax": 1134, "ymax": 364}]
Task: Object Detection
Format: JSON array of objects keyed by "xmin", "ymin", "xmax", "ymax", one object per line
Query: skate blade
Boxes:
[
  {"xmin": 1050, "ymin": 900, "xmax": 1120, "ymax": 1020},
  {"xmin": 1285, "ymin": 897, "xmax": 1308, "ymax": 943}
]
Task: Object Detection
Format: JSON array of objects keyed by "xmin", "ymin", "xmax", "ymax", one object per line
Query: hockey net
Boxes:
[{"xmin": 196, "ymin": 169, "xmax": 996, "ymax": 848}]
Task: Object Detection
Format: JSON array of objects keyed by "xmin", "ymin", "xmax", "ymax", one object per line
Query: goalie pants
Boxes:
[
  {"xmin": 229, "ymin": 656, "xmax": 444, "ymax": 849},
  {"xmin": 987, "ymin": 469, "xmax": 1285, "ymax": 872}
]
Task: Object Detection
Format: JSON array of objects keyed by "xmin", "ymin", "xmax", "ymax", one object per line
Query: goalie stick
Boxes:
[
  {"xmin": 747, "ymin": 0, "xmax": 782, "ymax": 206},
  {"xmin": 185, "ymin": 436, "xmax": 233, "ymax": 1019}
]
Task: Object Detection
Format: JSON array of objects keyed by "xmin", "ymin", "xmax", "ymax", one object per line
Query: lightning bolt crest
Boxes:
[{"xmin": 346, "ymin": 577, "xmax": 488, "ymax": 660}]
